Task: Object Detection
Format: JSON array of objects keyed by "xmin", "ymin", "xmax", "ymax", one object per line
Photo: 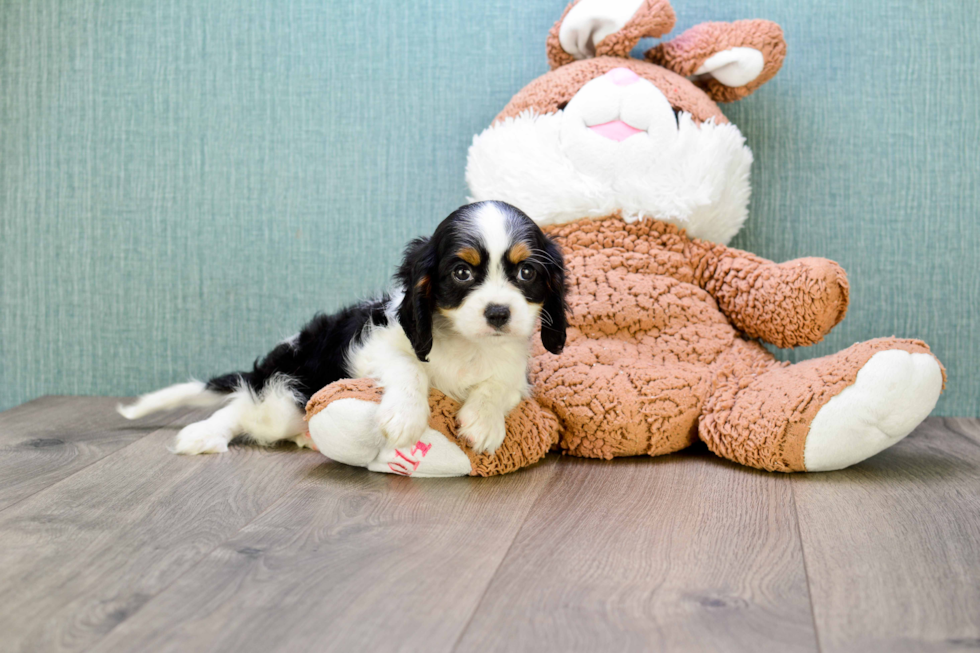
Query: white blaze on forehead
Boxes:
[
  {"xmin": 471, "ymin": 202, "xmax": 512, "ymax": 278},
  {"xmin": 444, "ymin": 202, "xmax": 538, "ymax": 342}
]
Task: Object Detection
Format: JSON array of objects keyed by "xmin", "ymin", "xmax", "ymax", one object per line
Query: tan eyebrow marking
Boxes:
[
  {"xmin": 508, "ymin": 242, "xmax": 531, "ymax": 264},
  {"xmin": 457, "ymin": 247, "xmax": 481, "ymax": 266}
]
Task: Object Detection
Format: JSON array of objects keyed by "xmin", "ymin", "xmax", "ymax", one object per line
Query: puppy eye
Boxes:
[
  {"xmin": 452, "ymin": 265, "xmax": 472, "ymax": 282},
  {"xmin": 518, "ymin": 264, "xmax": 536, "ymax": 282}
]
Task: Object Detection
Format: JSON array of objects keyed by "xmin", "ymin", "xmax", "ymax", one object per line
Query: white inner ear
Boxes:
[
  {"xmin": 558, "ymin": 0, "xmax": 646, "ymax": 60},
  {"xmin": 693, "ymin": 47, "xmax": 765, "ymax": 87}
]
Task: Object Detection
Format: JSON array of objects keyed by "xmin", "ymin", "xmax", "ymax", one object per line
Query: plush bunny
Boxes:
[{"xmin": 306, "ymin": 0, "xmax": 945, "ymax": 476}]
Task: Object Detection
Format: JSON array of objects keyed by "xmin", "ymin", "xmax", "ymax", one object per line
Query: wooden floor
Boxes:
[{"xmin": 0, "ymin": 397, "xmax": 978, "ymax": 653}]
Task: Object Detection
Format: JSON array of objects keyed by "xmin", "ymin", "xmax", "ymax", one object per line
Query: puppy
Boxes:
[{"xmin": 117, "ymin": 201, "xmax": 568, "ymax": 455}]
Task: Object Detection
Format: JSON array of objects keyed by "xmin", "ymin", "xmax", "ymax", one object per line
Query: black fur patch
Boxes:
[{"xmin": 206, "ymin": 299, "xmax": 388, "ymax": 403}]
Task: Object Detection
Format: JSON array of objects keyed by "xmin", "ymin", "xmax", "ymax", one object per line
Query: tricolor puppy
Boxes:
[{"xmin": 117, "ymin": 201, "xmax": 568, "ymax": 455}]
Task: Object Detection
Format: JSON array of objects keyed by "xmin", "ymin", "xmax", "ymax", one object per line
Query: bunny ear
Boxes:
[
  {"xmin": 646, "ymin": 20, "xmax": 786, "ymax": 103},
  {"xmin": 547, "ymin": 0, "xmax": 676, "ymax": 70}
]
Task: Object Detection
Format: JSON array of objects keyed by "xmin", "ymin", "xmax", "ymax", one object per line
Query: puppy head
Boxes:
[{"xmin": 396, "ymin": 201, "xmax": 568, "ymax": 361}]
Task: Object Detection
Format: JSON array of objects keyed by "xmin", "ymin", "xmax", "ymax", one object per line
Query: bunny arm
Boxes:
[{"xmin": 687, "ymin": 240, "xmax": 849, "ymax": 348}]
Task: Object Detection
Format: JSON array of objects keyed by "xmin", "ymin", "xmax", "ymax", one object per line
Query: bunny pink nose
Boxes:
[{"xmin": 606, "ymin": 67, "xmax": 641, "ymax": 86}]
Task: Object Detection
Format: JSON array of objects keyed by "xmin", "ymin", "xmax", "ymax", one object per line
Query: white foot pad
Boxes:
[
  {"xmin": 804, "ymin": 350, "xmax": 943, "ymax": 471},
  {"xmin": 171, "ymin": 422, "xmax": 231, "ymax": 455}
]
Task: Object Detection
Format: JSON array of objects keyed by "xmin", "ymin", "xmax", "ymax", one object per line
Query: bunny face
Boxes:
[{"xmin": 466, "ymin": 0, "xmax": 786, "ymax": 245}]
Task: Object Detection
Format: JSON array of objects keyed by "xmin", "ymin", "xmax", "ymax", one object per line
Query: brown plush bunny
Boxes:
[{"xmin": 306, "ymin": 0, "xmax": 945, "ymax": 476}]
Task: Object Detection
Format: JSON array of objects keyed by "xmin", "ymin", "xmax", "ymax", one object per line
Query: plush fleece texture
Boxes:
[{"xmin": 529, "ymin": 216, "xmax": 943, "ymax": 472}]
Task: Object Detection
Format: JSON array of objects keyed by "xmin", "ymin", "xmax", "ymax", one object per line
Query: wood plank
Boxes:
[
  {"xmin": 0, "ymin": 407, "xmax": 322, "ymax": 653},
  {"xmin": 0, "ymin": 396, "xmax": 195, "ymax": 511},
  {"xmin": 454, "ymin": 447, "xmax": 819, "ymax": 652},
  {"xmin": 0, "ymin": 396, "xmax": 131, "ymax": 444},
  {"xmin": 86, "ymin": 457, "xmax": 559, "ymax": 653},
  {"xmin": 793, "ymin": 417, "xmax": 980, "ymax": 653}
]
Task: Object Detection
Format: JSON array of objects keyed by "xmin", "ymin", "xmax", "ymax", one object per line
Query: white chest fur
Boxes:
[
  {"xmin": 347, "ymin": 322, "xmax": 529, "ymax": 405},
  {"xmin": 423, "ymin": 327, "xmax": 530, "ymax": 404}
]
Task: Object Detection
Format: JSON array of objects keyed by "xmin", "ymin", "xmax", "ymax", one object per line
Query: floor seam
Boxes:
[
  {"xmin": 790, "ymin": 477, "xmax": 823, "ymax": 653},
  {"xmin": 449, "ymin": 455, "xmax": 561, "ymax": 653}
]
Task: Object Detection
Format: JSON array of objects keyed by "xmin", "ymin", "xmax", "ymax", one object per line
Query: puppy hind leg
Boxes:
[{"xmin": 236, "ymin": 378, "xmax": 308, "ymax": 448}]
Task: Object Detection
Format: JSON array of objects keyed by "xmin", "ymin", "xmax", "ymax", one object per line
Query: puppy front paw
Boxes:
[
  {"xmin": 378, "ymin": 394, "xmax": 431, "ymax": 449},
  {"xmin": 458, "ymin": 402, "xmax": 507, "ymax": 454}
]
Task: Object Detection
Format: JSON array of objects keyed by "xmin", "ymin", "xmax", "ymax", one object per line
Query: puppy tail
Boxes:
[{"xmin": 116, "ymin": 375, "xmax": 248, "ymax": 420}]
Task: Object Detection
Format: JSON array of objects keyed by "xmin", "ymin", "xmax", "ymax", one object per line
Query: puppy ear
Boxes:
[
  {"xmin": 539, "ymin": 239, "xmax": 569, "ymax": 355},
  {"xmin": 395, "ymin": 237, "xmax": 435, "ymax": 362}
]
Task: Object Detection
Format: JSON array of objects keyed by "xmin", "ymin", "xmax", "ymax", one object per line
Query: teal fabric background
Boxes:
[{"xmin": 2, "ymin": 0, "xmax": 978, "ymax": 415}]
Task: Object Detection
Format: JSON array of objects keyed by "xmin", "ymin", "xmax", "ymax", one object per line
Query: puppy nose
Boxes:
[
  {"xmin": 484, "ymin": 304, "xmax": 511, "ymax": 329},
  {"xmin": 606, "ymin": 67, "xmax": 641, "ymax": 86}
]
